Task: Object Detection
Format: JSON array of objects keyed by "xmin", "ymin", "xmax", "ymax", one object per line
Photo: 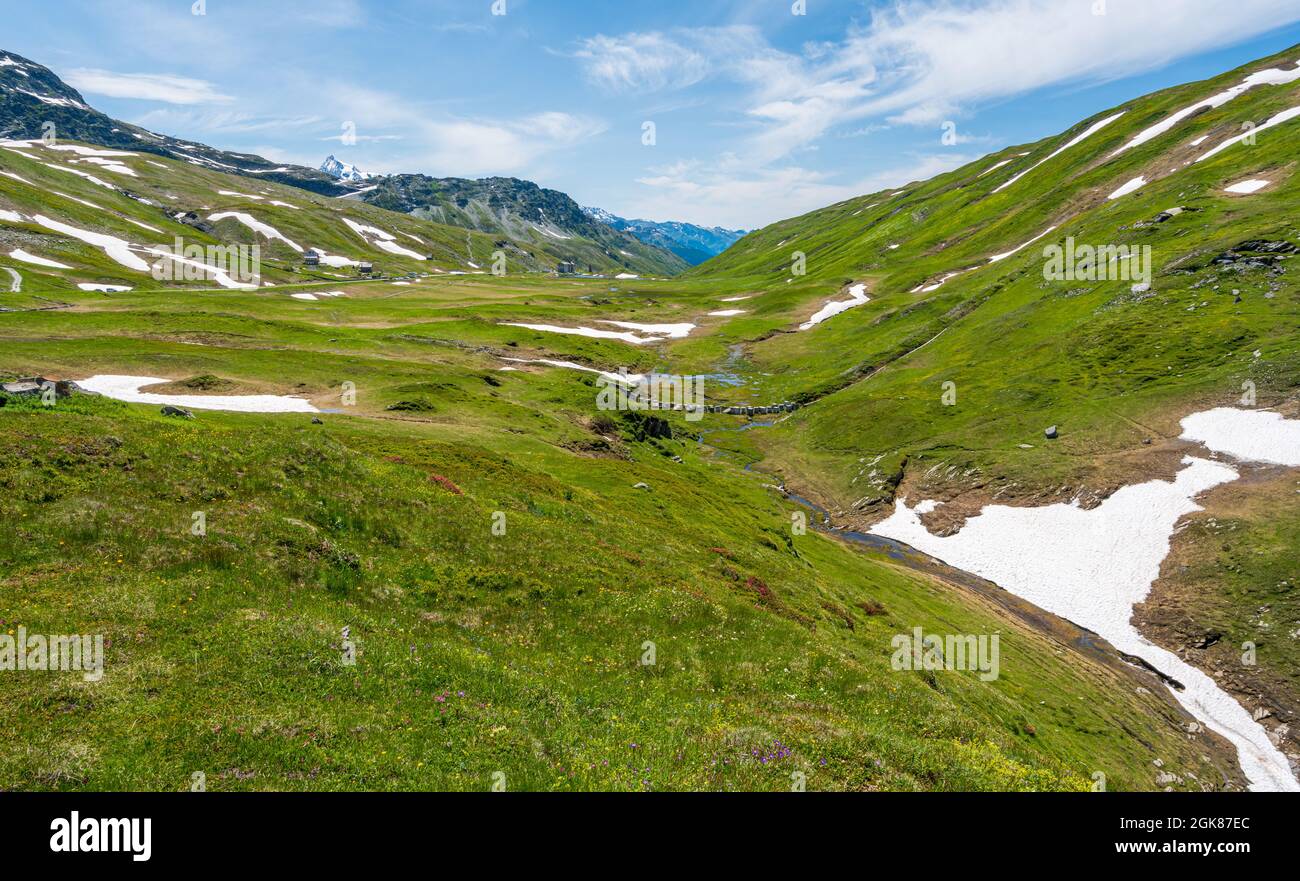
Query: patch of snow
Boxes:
[
  {"xmin": 993, "ymin": 111, "xmax": 1126, "ymax": 194},
  {"xmin": 615, "ymin": 273, "xmax": 639, "ymax": 279},
  {"xmin": 977, "ymin": 157, "xmax": 1015, "ymax": 177},
  {"xmin": 208, "ymin": 212, "xmax": 303, "ymax": 252},
  {"xmin": 77, "ymin": 283, "xmax": 132, "ymax": 292},
  {"xmin": 42, "ymin": 162, "xmax": 116, "ymax": 189},
  {"xmin": 499, "ymin": 357, "xmax": 643, "ymax": 386},
  {"xmin": 342, "ymin": 218, "xmax": 426, "ymax": 260},
  {"xmin": 989, "ymin": 225, "xmax": 1058, "ymax": 262},
  {"xmin": 143, "ymin": 248, "xmax": 258, "ymax": 290},
  {"xmin": 218, "ymin": 190, "xmax": 264, "ymax": 201},
  {"xmin": 1180, "ymin": 408, "xmax": 1300, "ymax": 466},
  {"xmin": 1223, "ymin": 179, "xmax": 1270, "ymax": 194},
  {"xmin": 0, "ymin": 209, "xmax": 23, "ymax": 223},
  {"xmin": 46, "ymin": 144, "xmax": 137, "ymax": 158},
  {"xmin": 1111, "ymin": 60, "xmax": 1300, "ymax": 158},
  {"xmin": 1107, "ymin": 176, "xmax": 1147, "ymax": 200},
  {"xmin": 291, "ymin": 293, "xmax": 319, "ymax": 301},
  {"xmin": 9, "ymin": 249, "xmax": 70, "ymax": 269},
  {"xmin": 32, "ymin": 214, "xmax": 148, "ymax": 271},
  {"xmin": 601, "ymin": 320, "xmax": 695, "ymax": 339},
  {"xmin": 799, "ymin": 283, "xmax": 870, "ymax": 331},
  {"xmin": 709, "ymin": 309, "xmax": 746, "ymax": 317},
  {"xmin": 873, "ymin": 444, "xmax": 1299, "ymax": 792},
  {"xmin": 78, "ymin": 375, "xmax": 318, "ymax": 413},
  {"xmin": 1197, "ymin": 105, "xmax": 1300, "ymax": 163}
]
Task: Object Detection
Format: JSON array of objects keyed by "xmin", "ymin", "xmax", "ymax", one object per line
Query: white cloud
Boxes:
[
  {"xmin": 402, "ymin": 113, "xmax": 607, "ymax": 177},
  {"xmin": 134, "ymin": 108, "xmax": 323, "ymax": 134},
  {"xmin": 580, "ymin": 0, "xmax": 1300, "ymax": 169},
  {"xmin": 628, "ymin": 153, "xmax": 972, "ymax": 229},
  {"xmin": 843, "ymin": 0, "xmax": 1300, "ymax": 124},
  {"xmin": 65, "ymin": 69, "xmax": 233, "ymax": 105},
  {"xmin": 573, "ymin": 32, "xmax": 711, "ymax": 92}
]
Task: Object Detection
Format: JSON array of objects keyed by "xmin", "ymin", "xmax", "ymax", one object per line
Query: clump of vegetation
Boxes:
[{"xmin": 385, "ymin": 398, "xmax": 437, "ymax": 412}]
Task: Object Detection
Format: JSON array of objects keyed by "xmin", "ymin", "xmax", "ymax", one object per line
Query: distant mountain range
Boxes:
[
  {"xmin": 583, "ymin": 207, "xmax": 746, "ymax": 265},
  {"xmin": 0, "ymin": 48, "xmax": 686, "ymax": 276}
]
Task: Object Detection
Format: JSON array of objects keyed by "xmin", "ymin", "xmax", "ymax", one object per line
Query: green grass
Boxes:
[{"xmin": 3, "ymin": 43, "xmax": 1300, "ymax": 791}]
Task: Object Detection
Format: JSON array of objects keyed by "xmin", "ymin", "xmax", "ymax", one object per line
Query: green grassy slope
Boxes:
[
  {"xmin": 0, "ymin": 140, "xmax": 676, "ymax": 292},
  {"xmin": 0, "ymin": 270, "xmax": 1242, "ymax": 791},
  {"xmin": 3, "ymin": 44, "xmax": 1299, "ymax": 791}
]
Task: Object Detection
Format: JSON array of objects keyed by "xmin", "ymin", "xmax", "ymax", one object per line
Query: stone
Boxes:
[
  {"xmin": 633, "ymin": 482, "xmax": 650, "ymax": 491},
  {"xmin": 161, "ymin": 405, "xmax": 194, "ymax": 419},
  {"xmin": 1044, "ymin": 425, "xmax": 1059, "ymax": 440}
]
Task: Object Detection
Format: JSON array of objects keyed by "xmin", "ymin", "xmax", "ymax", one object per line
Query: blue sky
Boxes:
[{"xmin": 7, "ymin": 0, "xmax": 1300, "ymax": 228}]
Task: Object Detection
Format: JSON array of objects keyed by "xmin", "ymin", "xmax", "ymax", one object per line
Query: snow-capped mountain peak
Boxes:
[{"xmin": 320, "ymin": 155, "xmax": 370, "ymax": 182}]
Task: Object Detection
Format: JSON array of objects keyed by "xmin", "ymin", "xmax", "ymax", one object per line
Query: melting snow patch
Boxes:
[
  {"xmin": 799, "ymin": 283, "xmax": 870, "ymax": 330},
  {"xmin": 1180, "ymin": 408, "xmax": 1300, "ymax": 466},
  {"xmin": 1223, "ymin": 179, "xmax": 1271, "ymax": 194},
  {"xmin": 989, "ymin": 225, "xmax": 1058, "ymax": 262},
  {"xmin": 601, "ymin": 321, "xmax": 694, "ymax": 339},
  {"xmin": 208, "ymin": 212, "xmax": 303, "ymax": 252},
  {"xmin": 500, "ymin": 357, "xmax": 642, "ymax": 385},
  {"xmin": 873, "ymin": 445, "xmax": 1299, "ymax": 792},
  {"xmin": 342, "ymin": 218, "xmax": 426, "ymax": 260},
  {"xmin": 0, "ymin": 209, "xmax": 23, "ymax": 223},
  {"xmin": 1112, "ymin": 60, "xmax": 1300, "ymax": 157},
  {"xmin": 291, "ymin": 293, "xmax": 318, "ymax": 301},
  {"xmin": 33, "ymin": 215, "xmax": 148, "ymax": 271},
  {"xmin": 77, "ymin": 375, "xmax": 319, "ymax": 413},
  {"xmin": 1197, "ymin": 105, "xmax": 1300, "ymax": 163},
  {"xmin": 709, "ymin": 309, "xmax": 746, "ymax": 317},
  {"xmin": 10, "ymin": 249, "xmax": 70, "ymax": 268},
  {"xmin": 77, "ymin": 283, "xmax": 132, "ymax": 292},
  {"xmin": 1108, "ymin": 176, "xmax": 1147, "ymax": 200},
  {"xmin": 993, "ymin": 111, "xmax": 1126, "ymax": 193}
]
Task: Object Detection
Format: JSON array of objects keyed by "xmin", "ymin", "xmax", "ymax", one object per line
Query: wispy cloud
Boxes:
[
  {"xmin": 579, "ymin": 0, "xmax": 1300, "ymax": 169},
  {"xmin": 629, "ymin": 153, "xmax": 973, "ymax": 229},
  {"xmin": 841, "ymin": 0, "xmax": 1300, "ymax": 124},
  {"xmin": 64, "ymin": 69, "xmax": 233, "ymax": 104},
  {"xmin": 573, "ymin": 31, "xmax": 712, "ymax": 93}
]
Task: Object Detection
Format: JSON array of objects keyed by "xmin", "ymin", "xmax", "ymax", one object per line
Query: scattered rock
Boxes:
[
  {"xmin": 1044, "ymin": 425, "xmax": 1059, "ymax": 440},
  {"xmin": 161, "ymin": 405, "xmax": 194, "ymax": 419},
  {"xmin": 633, "ymin": 482, "xmax": 650, "ymax": 491},
  {"xmin": 311, "ymin": 416, "xmax": 324, "ymax": 425}
]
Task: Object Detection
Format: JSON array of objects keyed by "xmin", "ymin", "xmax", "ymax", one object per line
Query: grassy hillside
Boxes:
[
  {"xmin": 0, "ymin": 273, "xmax": 1241, "ymax": 791},
  {"xmin": 3, "ymin": 43, "xmax": 1299, "ymax": 791},
  {"xmin": 0, "ymin": 138, "xmax": 681, "ymax": 291}
]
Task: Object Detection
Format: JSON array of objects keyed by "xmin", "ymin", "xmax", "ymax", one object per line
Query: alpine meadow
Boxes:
[{"xmin": 3, "ymin": 0, "xmax": 1300, "ymax": 826}]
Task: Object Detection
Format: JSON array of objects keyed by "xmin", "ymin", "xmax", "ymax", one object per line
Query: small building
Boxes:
[
  {"xmin": 303, "ymin": 250, "xmax": 321, "ymax": 268},
  {"xmin": 557, "ymin": 261, "xmax": 576, "ymax": 275},
  {"xmin": 358, "ymin": 262, "xmax": 374, "ymax": 275}
]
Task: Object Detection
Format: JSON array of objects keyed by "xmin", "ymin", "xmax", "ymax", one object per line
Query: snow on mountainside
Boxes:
[
  {"xmin": 320, "ymin": 155, "xmax": 371, "ymax": 182},
  {"xmin": 0, "ymin": 49, "xmax": 687, "ymax": 276},
  {"xmin": 0, "ymin": 50, "xmax": 356, "ymax": 197}
]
